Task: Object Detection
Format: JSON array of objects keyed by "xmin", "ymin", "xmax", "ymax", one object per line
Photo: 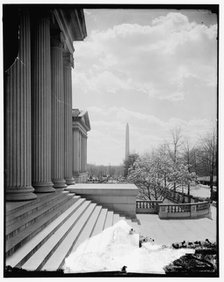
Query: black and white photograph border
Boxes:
[{"xmin": 1, "ymin": 0, "xmax": 224, "ymax": 280}]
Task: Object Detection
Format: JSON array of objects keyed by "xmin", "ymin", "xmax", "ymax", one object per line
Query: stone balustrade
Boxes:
[
  {"xmin": 158, "ymin": 201, "xmax": 210, "ymax": 219},
  {"xmin": 136, "ymin": 200, "xmax": 163, "ymax": 214}
]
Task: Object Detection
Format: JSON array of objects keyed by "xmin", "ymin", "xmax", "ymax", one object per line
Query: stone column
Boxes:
[
  {"xmin": 63, "ymin": 52, "xmax": 75, "ymax": 185},
  {"xmin": 31, "ymin": 12, "xmax": 55, "ymax": 193},
  {"xmin": 51, "ymin": 31, "xmax": 67, "ymax": 188},
  {"xmin": 72, "ymin": 129, "xmax": 79, "ymax": 176},
  {"xmin": 78, "ymin": 130, "xmax": 82, "ymax": 173},
  {"xmin": 81, "ymin": 134, "xmax": 85, "ymax": 172},
  {"xmin": 84, "ymin": 136, "xmax": 87, "ymax": 172},
  {"xmin": 5, "ymin": 9, "xmax": 36, "ymax": 200}
]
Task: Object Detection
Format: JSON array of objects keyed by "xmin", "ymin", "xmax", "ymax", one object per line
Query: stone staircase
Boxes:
[{"xmin": 5, "ymin": 190, "xmax": 139, "ymax": 272}]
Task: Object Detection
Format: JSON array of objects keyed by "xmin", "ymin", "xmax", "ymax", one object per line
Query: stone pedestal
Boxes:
[
  {"xmin": 51, "ymin": 32, "xmax": 67, "ymax": 188},
  {"xmin": 5, "ymin": 10, "xmax": 36, "ymax": 200},
  {"xmin": 63, "ymin": 52, "xmax": 75, "ymax": 185},
  {"xmin": 31, "ymin": 13, "xmax": 55, "ymax": 193}
]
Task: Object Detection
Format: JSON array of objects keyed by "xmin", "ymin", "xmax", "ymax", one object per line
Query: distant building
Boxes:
[
  {"xmin": 72, "ymin": 109, "xmax": 91, "ymax": 183},
  {"xmin": 197, "ymin": 176, "xmax": 217, "ymax": 186}
]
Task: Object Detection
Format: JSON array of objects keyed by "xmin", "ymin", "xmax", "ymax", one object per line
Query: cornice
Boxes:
[
  {"xmin": 52, "ymin": 8, "xmax": 87, "ymax": 54},
  {"xmin": 72, "ymin": 122, "xmax": 88, "ymax": 137}
]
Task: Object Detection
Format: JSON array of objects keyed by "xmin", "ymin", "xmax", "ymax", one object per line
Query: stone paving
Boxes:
[{"xmin": 135, "ymin": 206, "xmax": 217, "ymax": 245}]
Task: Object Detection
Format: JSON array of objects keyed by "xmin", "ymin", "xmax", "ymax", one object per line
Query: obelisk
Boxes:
[{"xmin": 125, "ymin": 123, "xmax": 130, "ymax": 161}]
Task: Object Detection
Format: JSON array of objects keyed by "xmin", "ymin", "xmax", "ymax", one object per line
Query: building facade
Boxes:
[
  {"xmin": 4, "ymin": 5, "xmax": 87, "ymax": 201},
  {"xmin": 72, "ymin": 109, "xmax": 91, "ymax": 183}
]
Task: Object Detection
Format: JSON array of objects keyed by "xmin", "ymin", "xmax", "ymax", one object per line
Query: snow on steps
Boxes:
[{"xmin": 6, "ymin": 192, "xmax": 139, "ymax": 271}]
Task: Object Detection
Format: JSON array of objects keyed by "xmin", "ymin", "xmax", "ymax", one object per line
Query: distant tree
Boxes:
[
  {"xmin": 154, "ymin": 144, "xmax": 172, "ymax": 189},
  {"xmin": 123, "ymin": 153, "xmax": 139, "ymax": 178},
  {"xmin": 128, "ymin": 153, "xmax": 196, "ymax": 201},
  {"xmin": 199, "ymin": 128, "xmax": 217, "ymax": 198},
  {"xmin": 127, "ymin": 155, "xmax": 166, "ymax": 200},
  {"xmin": 87, "ymin": 163, "xmax": 124, "ymax": 181},
  {"xmin": 190, "ymin": 147, "xmax": 201, "ymax": 176},
  {"xmin": 167, "ymin": 127, "xmax": 183, "ymax": 192},
  {"xmin": 183, "ymin": 139, "xmax": 196, "ymax": 201}
]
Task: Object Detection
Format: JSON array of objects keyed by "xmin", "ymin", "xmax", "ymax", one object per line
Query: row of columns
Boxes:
[
  {"xmin": 5, "ymin": 10, "xmax": 75, "ymax": 201},
  {"xmin": 72, "ymin": 129, "xmax": 88, "ymax": 176}
]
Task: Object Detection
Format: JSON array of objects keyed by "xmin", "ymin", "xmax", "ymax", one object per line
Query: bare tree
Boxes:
[
  {"xmin": 199, "ymin": 128, "xmax": 217, "ymax": 198},
  {"xmin": 183, "ymin": 139, "xmax": 194, "ymax": 201},
  {"xmin": 168, "ymin": 127, "xmax": 183, "ymax": 191}
]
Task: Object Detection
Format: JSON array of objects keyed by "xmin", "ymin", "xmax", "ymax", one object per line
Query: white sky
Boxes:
[{"xmin": 72, "ymin": 8, "xmax": 217, "ymax": 166}]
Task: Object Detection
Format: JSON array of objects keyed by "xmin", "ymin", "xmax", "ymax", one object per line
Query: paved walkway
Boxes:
[{"xmin": 135, "ymin": 206, "xmax": 217, "ymax": 245}]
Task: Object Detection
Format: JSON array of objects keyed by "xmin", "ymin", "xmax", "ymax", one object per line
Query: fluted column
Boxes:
[
  {"xmin": 31, "ymin": 12, "xmax": 55, "ymax": 193},
  {"xmin": 72, "ymin": 129, "xmax": 79, "ymax": 176},
  {"xmin": 51, "ymin": 32, "xmax": 67, "ymax": 188},
  {"xmin": 81, "ymin": 134, "xmax": 85, "ymax": 172},
  {"xmin": 80, "ymin": 132, "xmax": 83, "ymax": 172},
  {"xmin": 84, "ymin": 136, "xmax": 87, "ymax": 172},
  {"xmin": 64, "ymin": 52, "xmax": 75, "ymax": 185},
  {"xmin": 5, "ymin": 9, "xmax": 36, "ymax": 200}
]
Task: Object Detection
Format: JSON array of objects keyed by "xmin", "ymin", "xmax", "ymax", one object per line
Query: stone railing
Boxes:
[
  {"xmin": 163, "ymin": 188, "xmax": 195, "ymax": 203},
  {"xmin": 158, "ymin": 201, "xmax": 210, "ymax": 219},
  {"xmin": 136, "ymin": 200, "xmax": 163, "ymax": 214}
]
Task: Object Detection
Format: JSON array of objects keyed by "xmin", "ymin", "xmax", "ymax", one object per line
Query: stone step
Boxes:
[
  {"xmin": 90, "ymin": 208, "xmax": 108, "ymax": 237},
  {"xmin": 6, "ymin": 196, "xmax": 83, "ymax": 268},
  {"xmin": 40, "ymin": 202, "xmax": 97, "ymax": 271},
  {"xmin": 6, "ymin": 194, "xmax": 73, "ymax": 240},
  {"xmin": 69, "ymin": 205, "xmax": 102, "ymax": 253},
  {"xmin": 6, "ymin": 193, "xmax": 48, "ymax": 215},
  {"xmin": 6, "ymin": 193, "xmax": 138, "ymax": 272},
  {"xmin": 5, "ymin": 190, "xmax": 69, "ymax": 215},
  {"xmin": 5, "ymin": 195, "xmax": 78, "ymax": 257},
  {"xmin": 118, "ymin": 215, "xmax": 126, "ymax": 221},
  {"xmin": 22, "ymin": 200, "xmax": 93, "ymax": 271},
  {"xmin": 6, "ymin": 192, "xmax": 72, "ymax": 226},
  {"xmin": 104, "ymin": 211, "xmax": 114, "ymax": 229},
  {"xmin": 113, "ymin": 213, "xmax": 121, "ymax": 224}
]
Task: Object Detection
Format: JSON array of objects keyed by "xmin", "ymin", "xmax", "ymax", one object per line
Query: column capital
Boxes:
[
  {"xmin": 63, "ymin": 51, "xmax": 74, "ymax": 68},
  {"xmin": 51, "ymin": 31, "xmax": 65, "ymax": 49}
]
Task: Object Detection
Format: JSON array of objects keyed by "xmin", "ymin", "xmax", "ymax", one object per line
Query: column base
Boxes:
[
  {"xmin": 72, "ymin": 172, "xmax": 88, "ymax": 183},
  {"xmin": 52, "ymin": 179, "xmax": 67, "ymax": 189},
  {"xmin": 6, "ymin": 186, "xmax": 37, "ymax": 201},
  {"xmin": 32, "ymin": 182, "xmax": 55, "ymax": 193},
  {"xmin": 65, "ymin": 177, "xmax": 75, "ymax": 185}
]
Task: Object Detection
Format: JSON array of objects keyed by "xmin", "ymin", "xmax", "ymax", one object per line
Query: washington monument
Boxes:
[{"xmin": 125, "ymin": 123, "xmax": 130, "ymax": 161}]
